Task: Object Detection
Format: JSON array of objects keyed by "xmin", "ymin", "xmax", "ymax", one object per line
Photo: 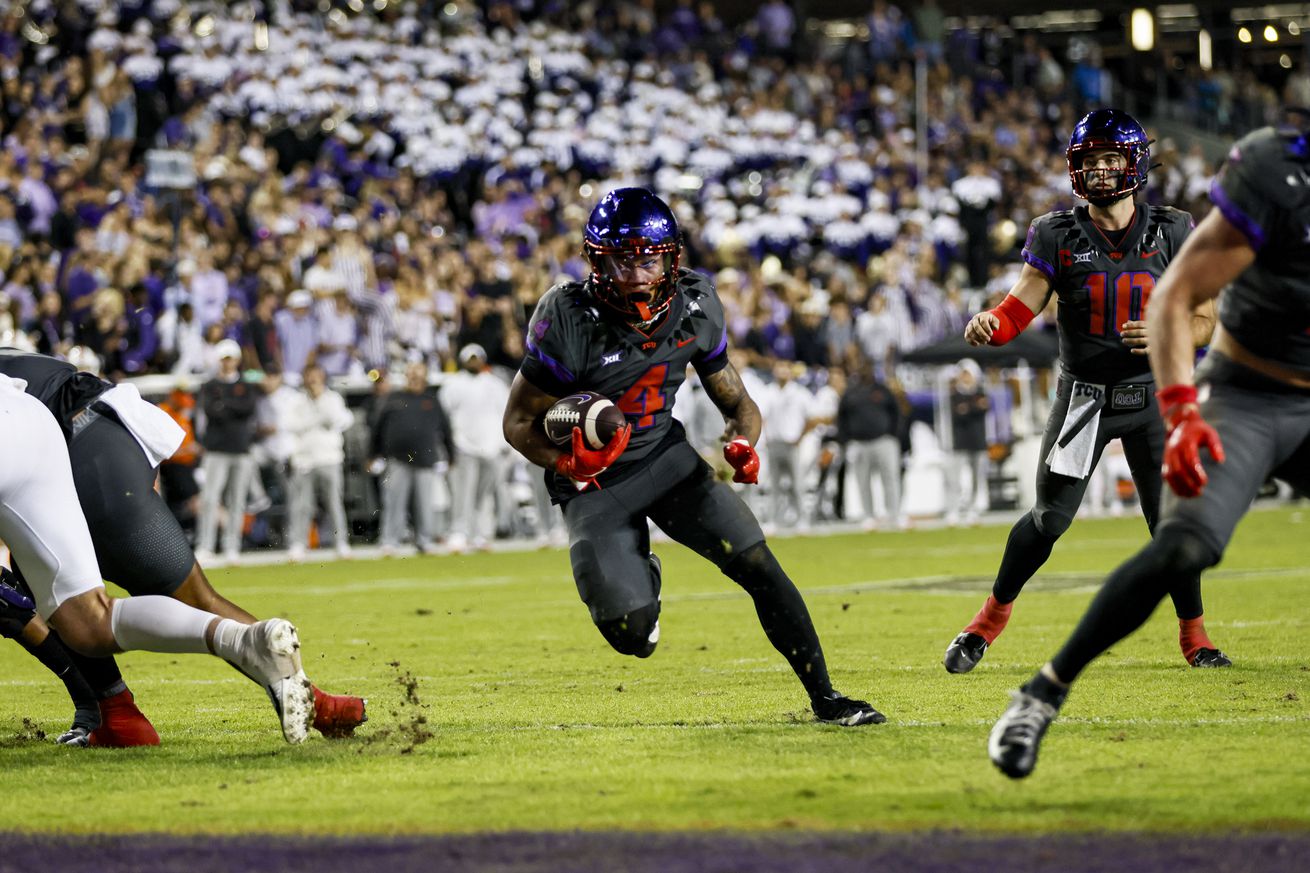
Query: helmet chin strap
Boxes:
[{"xmin": 1086, "ymin": 187, "xmax": 1133, "ymax": 208}]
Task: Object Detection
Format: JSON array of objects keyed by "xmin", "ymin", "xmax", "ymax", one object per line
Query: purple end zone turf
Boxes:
[{"xmin": 3, "ymin": 832, "xmax": 1309, "ymax": 873}]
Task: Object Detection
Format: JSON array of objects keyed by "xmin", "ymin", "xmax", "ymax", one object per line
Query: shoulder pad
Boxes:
[
  {"xmin": 677, "ymin": 269, "xmax": 714, "ymax": 298},
  {"xmin": 1032, "ymin": 209, "xmax": 1077, "ymax": 233},
  {"xmin": 1148, "ymin": 205, "xmax": 1192, "ymax": 227}
]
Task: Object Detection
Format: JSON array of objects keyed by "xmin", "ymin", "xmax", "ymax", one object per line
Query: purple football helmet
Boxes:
[
  {"xmin": 1066, "ymin": 109, "xmax": 1151, "ymax": 206},
  {"xmin": 582, "ymin": 187, "xmax": 681, "ymax": 323}
]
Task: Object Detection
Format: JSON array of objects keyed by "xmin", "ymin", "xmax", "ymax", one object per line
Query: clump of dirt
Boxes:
[
  {"xmin": 0, "ymin": 717, "xmax": 48, "ymax": 748},
  {"xmin": 353, "ymin": 660, "xmax": 433, "ymax": 755}
]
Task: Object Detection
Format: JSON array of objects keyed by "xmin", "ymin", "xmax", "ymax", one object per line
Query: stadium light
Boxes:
[
  {"xmin": 1291, "ymin": 22, "xmax": 1302, "ymax": 35},
  {"xmin": 1282, "ymin": 54, "xmax": 1294, "ymax": 68},
  {"xmin": 1130, "ymin": 9, "xmax": 1154, "ymax": 51},
  {"xmin": 1265, "ymin": 24, "xmax": 1280, "ymax": 41},
  {"xmin": 1199, "ymin": 29, "xmax": 1212, "ymax": 71},
  {"xmin": 1238, "ymin": 26, "xmax": 1252, "ymax": 43}
]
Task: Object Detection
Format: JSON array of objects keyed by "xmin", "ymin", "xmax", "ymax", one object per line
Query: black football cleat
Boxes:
[
  {"xmin": 988, "ymin": 689, "xmax": 1058, "ymax": 779},
  {"xmin": 812, "ymin": 692, "xmax": 887, "ymax": 726},
  {"xmin": 944, "ymin": 631, "xmax": 989, "ymax": 674},
  {"xmin": 648, "ymin": 552, "xmax": 662, "ymax": 603},
  {"xmin": 1189, "ymin": 647, "xmax": 1233, "ymax": 668},
  {"xmin": 56, "ymin": 704, "xmax": 101, "ymax": 747}
]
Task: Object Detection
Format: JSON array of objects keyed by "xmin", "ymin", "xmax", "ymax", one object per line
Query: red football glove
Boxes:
[
  {"xmin": 555, "ymin": 423, "xmax": 632, "ymax": 484},
  {"xmin": 1158, "ymin": 384, "xmax": 1226, "ymax": 498},
  {"xmin": 723, "ymin": 437, "xmax": 760, "ymax": 485}
]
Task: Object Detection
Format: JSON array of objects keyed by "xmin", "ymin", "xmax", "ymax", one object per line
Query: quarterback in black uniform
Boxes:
[
  {"xmin": 943, "ymin": 109, "xmax": 1227, "ymax": 674},
  {"xmin": 0, "ymin": 349, "xmax": 366, "ymax": 744},
  {"xmin": 991, "ymin": 115, "xmax": 1310, "ymax": 778},
  {"xmin": 503, "ymin": 188, "xmax": 883, "ymax": 726}
]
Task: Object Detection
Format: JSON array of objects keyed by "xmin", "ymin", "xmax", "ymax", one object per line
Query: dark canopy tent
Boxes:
[{"xmin": 900, "ymin": 329, "xmax": 1059, "ymax": 368}]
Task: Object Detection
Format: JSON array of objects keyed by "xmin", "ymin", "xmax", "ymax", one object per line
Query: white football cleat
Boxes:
[{"xmin": 239, "ymin": 619, "xmax": 314, "ymax": 744}]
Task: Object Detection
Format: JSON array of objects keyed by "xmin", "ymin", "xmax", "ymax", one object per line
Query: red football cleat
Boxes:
[
  {"xmin": 312, "ymin": 686, "xmax": 367, "ymax": 738},
  {"xmin": 87, "ymin": 690, "xmax": 161, "ymax": 748}
]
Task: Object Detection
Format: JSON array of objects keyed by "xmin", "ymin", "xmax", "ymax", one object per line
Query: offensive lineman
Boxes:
[
  {"xmin": 942, "ymin": 109, "xmax": 1228, "ymax": 674},
  {"xmin": 502, "ymin": 188, "xmax": 883, "ymax": 726},
  {"xmin": 990, "ymin": 116, "xmax": 1310, "ymax": 778},
  {"xmin": 0, "ymin": 374, "xmax": 314, "ymax": 743},
  {"xmin": 0, "ymin": 348, "xmax": 366, "ymax": 744}
]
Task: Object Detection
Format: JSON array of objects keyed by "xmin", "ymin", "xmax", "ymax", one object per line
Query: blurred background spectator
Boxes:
[
  {"xmin": 286, "ymin": 363, "xmax": 354, "ymax": 561},
  {"xmin": 195, "ymin": 338, "xmax": 258, "ymax": 562},
  {"xmin": 371, "ymin": 360, "xmax": 455, "ymax": 555},
  {"xmin": 1, "ymin": 0, "xmax": 1294, "ymax": 557}
]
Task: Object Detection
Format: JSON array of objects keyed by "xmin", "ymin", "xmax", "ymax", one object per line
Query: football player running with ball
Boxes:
[
  {"xmin": 503, "ymin": 188, "xmax": 883, "ymax": 726},
  {"xmin": 991, "ymin": 114, "xmax": 1310, "ymax": 778},
  {"xmin": 943, "ymin": 109, "xmax": 1228, "ymax": 674}
]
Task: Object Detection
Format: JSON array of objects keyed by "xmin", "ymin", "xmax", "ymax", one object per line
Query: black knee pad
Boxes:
[
  {"xmin": 1152, "ymin": 526, "xmax": 1221, "ymax": 577},
  {"xmin": 1031, "ymin": 507, "xmax": 1074, "ymax": 539},
  {"xmin": 0, "ymin": 568, "xmax": 36, "ymax": 640},
  {"xmin": 722, "ymin": 541, "xmax": 778, "ymax": 591},
  {"xmin": 597, "ymin": 603, "xmax": 661, "ymax": 658}
]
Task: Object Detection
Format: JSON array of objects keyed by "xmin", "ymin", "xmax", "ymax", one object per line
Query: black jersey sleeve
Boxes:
[
  {"xmin": 1021, "ymin": 215, "xmax": 1060, "ymax": 281},
  {"xmin": 519, "ymin": 284, "xmax": 589, "ymax": 397},
  {"xmin": 683, "ymin": 272, "xmax": 732, "ymax": 378},
  {"xmin": 1210, "ymin": 128, "xmax": 1300, "ymax": 253}
]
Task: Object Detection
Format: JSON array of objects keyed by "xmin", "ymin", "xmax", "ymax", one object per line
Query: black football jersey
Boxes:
[
  {"xmin": 0, "ymin": 348, "xmax": 111, "ymax": 434},
  {"xmin": 1022, "ymin": 204, "xmax": 1193, "ymax": 384},
  {"xmin": 1210, "ymin": 125, "xmax": 1310, "ymax": 370},
  {"xmin": 519, "ymin": 270, "xmax": 730, "ymax": 497}
]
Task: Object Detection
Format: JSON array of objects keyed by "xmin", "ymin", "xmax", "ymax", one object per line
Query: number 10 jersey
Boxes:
[{"xmin": 1021, "ymin": 204, "xmax": 1193, "ymax": 385}]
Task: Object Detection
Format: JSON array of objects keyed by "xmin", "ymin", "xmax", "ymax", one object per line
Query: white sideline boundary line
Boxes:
[
  {"xmin": 217, "ymin": 564, "xmax": 1310, "ymax": 601},
  {"xmin": 503, "ymin": 715, "xmax": 1310, "ymax": 731},
  {"xmin": 234, "ymin": 575, "xmax": 519, "ymax": 596}
]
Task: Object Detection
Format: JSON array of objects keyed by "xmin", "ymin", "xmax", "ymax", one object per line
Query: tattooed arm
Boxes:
[{"xmin": 703, "ymin": 362, "xmax": 762, "ymax": 445}]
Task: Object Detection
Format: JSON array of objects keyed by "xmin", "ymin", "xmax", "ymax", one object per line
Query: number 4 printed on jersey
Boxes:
[
  {"xmin": 617, "ymin": 363, "xmax": 670, "ymax": 430},
  {"xmin": 1085, "ymin": 271, "xmax": 1155, "ymax": 336}
]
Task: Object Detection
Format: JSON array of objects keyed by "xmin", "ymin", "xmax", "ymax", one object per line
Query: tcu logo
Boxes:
[{"xmin": 1074, "ymin": 382, "xmax": 1103, "ymax": 402}]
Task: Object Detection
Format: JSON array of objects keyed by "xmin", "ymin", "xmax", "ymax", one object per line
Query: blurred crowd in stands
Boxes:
[{"xmin": 0, "ymin": 0, "xmax": 1288, "ymax": 556}]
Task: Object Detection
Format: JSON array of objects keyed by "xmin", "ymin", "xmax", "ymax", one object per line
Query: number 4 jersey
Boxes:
[
  {"xmin": 1022, "ymin": 204, "xmax": 1193, "ymax": 384},
  {"xmin": 519, "ymin": 269, "xmax": 731, "ymax": 499}
]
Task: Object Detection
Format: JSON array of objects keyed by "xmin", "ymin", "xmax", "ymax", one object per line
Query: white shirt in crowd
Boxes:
[
  {"xmin": 439, "ymin": 368, "xmax": 511, "ymax": 460},
  {"xmin": 286, "ymin": 387, "xmax": 354, "ymax": 472},
  {"xmin": 762, "ymin": 379, "xmax": 813, "ymax": 447},
  {"xmin": 257, "ymin": 381, "xmax": 303, "ymax": 464}
]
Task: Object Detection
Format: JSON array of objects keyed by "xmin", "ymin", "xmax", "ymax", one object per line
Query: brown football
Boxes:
[{"xmin": 543, "ymin": 392, "xmax": 626, "ymax": 450}]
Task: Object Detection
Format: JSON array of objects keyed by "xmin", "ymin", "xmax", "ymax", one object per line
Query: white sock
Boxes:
[
  {"xmin": 207, "ymin": 618, "xmax": 248, "ymax": 663},
  {"xmin": 109, "ymin": 596, "xmax": 216, "ymax": 655}
]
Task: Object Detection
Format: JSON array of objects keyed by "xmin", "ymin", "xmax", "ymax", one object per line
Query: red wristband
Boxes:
[
  {"xmin": 987, "ymin": 295, "xmax": 1037, "ymax": 346},
  {"xmin": 1156, "ymin": 384, "xmax": 1198, "ymax": 416}
]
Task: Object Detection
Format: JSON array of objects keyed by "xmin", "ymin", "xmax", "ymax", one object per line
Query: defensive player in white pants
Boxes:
[{"xmin": 0, "ymin": 376, "xmax": 314, "ymax": 743}]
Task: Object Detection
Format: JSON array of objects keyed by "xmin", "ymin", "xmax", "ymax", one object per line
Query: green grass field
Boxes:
[{"xmin": 3, "ymin": 506, "xmax": 1308, "ymax": 836}]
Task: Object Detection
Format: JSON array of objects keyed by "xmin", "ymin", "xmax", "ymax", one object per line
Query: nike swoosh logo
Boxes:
[
  {"xmin": 676, "ymin": 336, "xmax": 696, "ymax": 348},
  {"xmin": 1141, "ymin": 249, "xmax": 1160, "ymax": 258}
]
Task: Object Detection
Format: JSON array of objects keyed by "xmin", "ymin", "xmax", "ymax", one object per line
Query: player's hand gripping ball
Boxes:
[{"xmin": 544, "ymin": 392, "xmax": 627, "ymax": 450}]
